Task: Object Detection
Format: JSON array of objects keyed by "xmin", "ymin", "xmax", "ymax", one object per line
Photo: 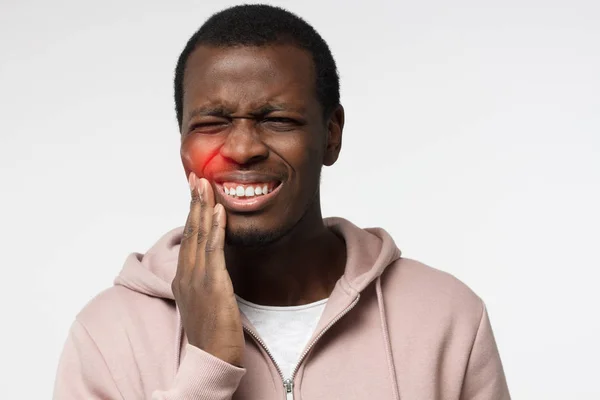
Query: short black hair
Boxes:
[{"xmin": 173, "ymin": 4, "xmax": 340, "ymax": 131}]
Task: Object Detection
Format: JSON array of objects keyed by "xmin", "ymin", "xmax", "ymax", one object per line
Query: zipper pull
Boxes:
[{"xmin": 283, "ymin": 378, "xmax": 294, "ymax": 400}]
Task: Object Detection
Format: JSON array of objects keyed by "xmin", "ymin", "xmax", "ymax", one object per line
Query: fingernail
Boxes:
[
  {"xmin": 188, "ymin": 172, "xmax": 197, "ymax": 192},
  {"xmin": 198, "ymin": 178, "xmax": 206, "ymax": 196},
  {"xmin": 214, "ymin": 203, "xmax": 223, "ymax": 218}
]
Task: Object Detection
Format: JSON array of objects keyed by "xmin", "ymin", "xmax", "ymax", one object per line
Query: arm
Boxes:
[
  {"xmin": 460, "ymin": 303, "xmax": 511, "ymax": 400},
  {"xmin": 54, "ymin": 323, "xmax": 246, "ymax": 400},
  {"xmin": 154, "ymin": 175, "xmax": 246, "ymax": 398},
  {"xmin": 55, "ymin": 175, "xmax": 245, "ymax": 399}
]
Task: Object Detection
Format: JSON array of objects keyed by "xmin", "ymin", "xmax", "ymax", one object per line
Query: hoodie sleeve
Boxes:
[
  {"xmin": 151, "ymin": 344, "xmax": 246, "ymax": 399},
  {"xmin": 53, "ymin": 320, "xmax": 123, "ymax": 399},
  {"xmin": 460, "ymin": 303, "xmax": 511, "ymax": 400},
  {"xmin": 54, "ymin": 322, "xmax": 245, "ymax": 399}
]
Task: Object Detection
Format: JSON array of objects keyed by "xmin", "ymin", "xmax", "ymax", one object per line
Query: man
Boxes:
[{"xmin": 54, "ymin": 4, "xmax": 510, "ymax": 399}]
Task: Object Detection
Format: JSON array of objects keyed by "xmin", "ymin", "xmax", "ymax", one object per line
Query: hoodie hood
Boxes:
[{"xmin": 114, "ymin": 217, "xmax": 402, "ymax": 299}]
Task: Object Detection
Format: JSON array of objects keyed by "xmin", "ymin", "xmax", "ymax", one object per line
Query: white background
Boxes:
[{"xmin": 1, "ymin": 0, "xmax": 599, "ymax": 398}]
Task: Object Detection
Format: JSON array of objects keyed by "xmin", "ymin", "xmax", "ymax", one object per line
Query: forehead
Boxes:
[{"xmin": 182, "ymin": 44, "xmax": 318, "ymax": 114}]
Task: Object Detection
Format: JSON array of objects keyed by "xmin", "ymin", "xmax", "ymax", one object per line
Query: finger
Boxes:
[
  {"xmin": 194, "ymin": 178, "xmax": 216, "ymax": 271},
  {"xmin": 176, "ymin": 172, "xmax": 201, "ymax": 279},
  {"xmin": 203, "ymin": 203, "xmax": 228, "ymax": 284}
]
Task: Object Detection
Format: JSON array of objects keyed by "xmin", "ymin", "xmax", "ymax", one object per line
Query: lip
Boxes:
[{"xmin": 214, "ymin": 181, "xmax": 283, "ymax": 213}]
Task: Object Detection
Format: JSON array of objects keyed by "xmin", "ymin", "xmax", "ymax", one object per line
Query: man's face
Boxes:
[{"xmin": 180, "ymin": 44, "xmax": 341, "ymax": 246}]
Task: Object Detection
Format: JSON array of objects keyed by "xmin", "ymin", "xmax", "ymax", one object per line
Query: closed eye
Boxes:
[
  {"xmin": 265, "ymin": 117, "xmax": 295, "ymax": 123},
  {"xmin": 189, "ymin": 120, "xmax": 230, "ymax": 134},
  {"xmin": 261, "ymin": 117, "xmax": 300, "ymax": 131}
]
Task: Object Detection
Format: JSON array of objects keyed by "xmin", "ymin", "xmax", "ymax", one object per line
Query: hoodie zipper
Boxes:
[{"xmin": 243, "ymin": 294, "xmax": 360, "ymax": 400}]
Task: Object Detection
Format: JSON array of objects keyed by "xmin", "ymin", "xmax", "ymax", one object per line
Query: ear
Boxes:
[{"xmin": 323, "ymin": 105, "xmax": 345, "ymax": 166}]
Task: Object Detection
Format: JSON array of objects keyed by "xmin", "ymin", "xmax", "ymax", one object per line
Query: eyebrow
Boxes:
[
  {"xmin": 186, "ymin": 106, "xmax": 233, "ymax": 120},
  {"xmin": 186, "ymin": 102, "xmax": 305, "ymax": 121},
  {"xmin": 249, "ymin": 103, "xmax": 288, "ymax": 116}
]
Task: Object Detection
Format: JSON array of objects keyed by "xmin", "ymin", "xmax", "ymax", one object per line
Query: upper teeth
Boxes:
[{"xmin": 224, "ymin": 184, "xmax": 272, "ymax": 197}]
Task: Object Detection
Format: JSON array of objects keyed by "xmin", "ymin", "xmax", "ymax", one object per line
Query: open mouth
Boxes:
[{"xmin": 214, "ymin": 180, "xmax": 283, "ymax": 212}]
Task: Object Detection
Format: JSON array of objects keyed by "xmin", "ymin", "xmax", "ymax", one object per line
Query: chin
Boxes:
[
  {"xmin": 225, "ymin": 219, "xmax": 291, "ymax": 248},
  {"xmin": 225, "ymin": 227, "xmax": 280, "ymax": 248}
]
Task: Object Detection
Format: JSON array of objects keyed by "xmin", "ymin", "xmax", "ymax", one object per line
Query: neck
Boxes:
[{"xmin": 224, "ymin": 202, "xmax": 346, "ymax": 307}]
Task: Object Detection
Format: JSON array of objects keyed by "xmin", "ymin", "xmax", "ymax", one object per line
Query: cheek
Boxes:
[
  {"xmin": 295, "ymin": 137, "xmax": 324, "ymax": 176},
  {"xmin": 180, "ymin": 136, "xmax": 213, "ymax": 178},
  {"xmin": 279, "ymin": 133, "xmax": 322, "ymax": 166}
]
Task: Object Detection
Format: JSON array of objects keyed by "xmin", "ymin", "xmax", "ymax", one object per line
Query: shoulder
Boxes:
[
  {"xmin": 381, "ymin": 257, "xmax": 484, "ymax": 325},
  {"xmin": 75, "ymin": 285, "xmax": 140, "ymax": 330},
  {"xmin": 62, "ymin": 287, "xmax": 178, "ymax": 396},
  {"xmin": 74, "ymin": 285, "xmax": 176, "ymax": 349}
]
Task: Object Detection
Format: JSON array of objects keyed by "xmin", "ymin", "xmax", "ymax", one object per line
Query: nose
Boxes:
[{"xmin": 219, "ymin": 118, "xmax": 269, "ymax": 165}]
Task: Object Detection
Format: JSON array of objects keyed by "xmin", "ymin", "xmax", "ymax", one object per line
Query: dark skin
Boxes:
[{"xmin": 172, "ymin": 44, "xmax": 346, "ymax": 367}]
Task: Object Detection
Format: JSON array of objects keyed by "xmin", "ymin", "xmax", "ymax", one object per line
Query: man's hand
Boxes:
[{"xmin": 172, "ymin": 173, "xmax": 245, "ymax": 367}]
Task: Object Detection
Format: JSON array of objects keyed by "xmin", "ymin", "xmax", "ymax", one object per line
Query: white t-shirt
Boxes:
[{"xmin": 236, "ymin": 295, "xmax": 328, "ymax": 379}]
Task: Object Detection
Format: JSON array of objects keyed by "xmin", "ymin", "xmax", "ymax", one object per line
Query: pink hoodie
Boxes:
[{"xmin": 54, "ymin": 217, "xmax": 510, "ymax": 399}]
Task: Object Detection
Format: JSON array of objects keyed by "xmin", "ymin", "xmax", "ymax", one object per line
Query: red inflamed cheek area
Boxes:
[
  {"xmin": 180, "ymin": 135, "xmax": 229, "ymax": 178},
  {"xmin": 180, "ymin": 135, "xmax": 223, "ymax": 180}
]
